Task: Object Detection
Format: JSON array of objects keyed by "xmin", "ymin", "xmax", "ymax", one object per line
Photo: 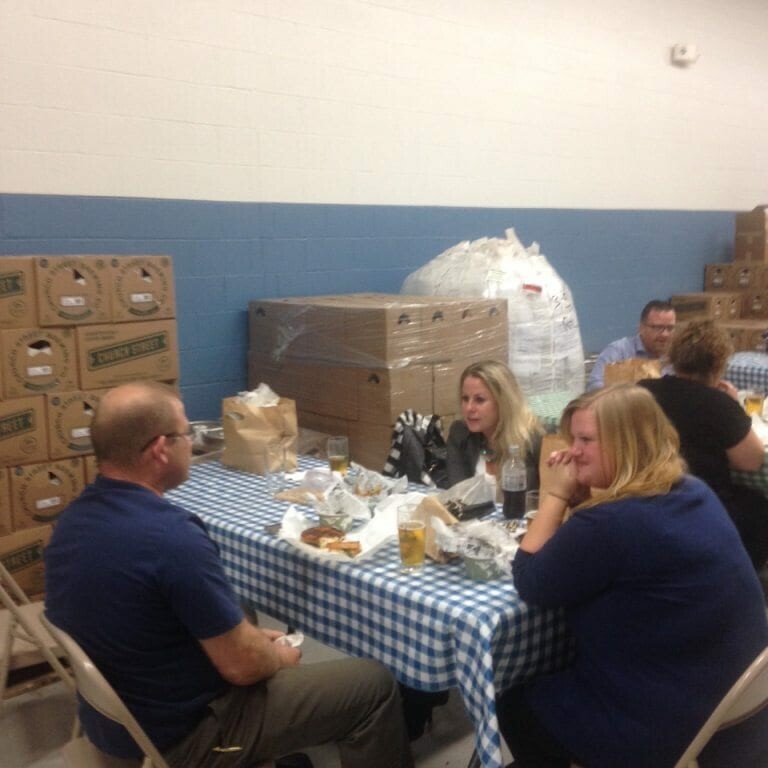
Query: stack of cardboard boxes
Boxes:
[
  {"xmin": 0, "ymin": 255, "xmax": 177, "ymax": 595},
  {"xmin": 248, "ymin": 293, "xmax": 508, "ymax": 470},
  {"xmin": 674, "ymin": 206, "xmax": 768, "ymax": 351}
]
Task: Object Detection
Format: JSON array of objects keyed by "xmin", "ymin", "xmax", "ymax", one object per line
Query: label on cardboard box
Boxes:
[
  {"xmin": 11, "ymin": 458, "xmax": 85, "ymax": 531},
  {"xmin": 1, "ymin": 326, "xmax": 79, "ymax": 398},
  {"xmin": 0, "ymin": 396, "xmax": 48, "ymax": 468},
  {"xmin": 76, "ymin": 320, "xmax": 179, "ymax": 389},
  {"xmin": 35, "ymin": 255, "xmax": 111, "ymax": 326},
  {"xmin": 0, "ymin": 524, "xmax": 52, "ymax": 598},
  {"xmin": 0, "ymin": 257, "xmax": 38, "ymax": 330},
  {"xmin": 46, "ymin": 389, "xmax": 106, "ymax": 460},
  {"xmin": 110, "ymin": 255, "xmax": 176, "ymax": 322}
]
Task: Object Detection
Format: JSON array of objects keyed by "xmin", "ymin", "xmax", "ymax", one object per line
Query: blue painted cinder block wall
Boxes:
[{"xmin": 0, "ymin": 194, "xmax": 734, "ymax": 420}]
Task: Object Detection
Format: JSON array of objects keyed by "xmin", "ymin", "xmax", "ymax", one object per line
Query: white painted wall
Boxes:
[{"xmin": 1, "ymin": 0, "xmax": 766, "ymax": 209}]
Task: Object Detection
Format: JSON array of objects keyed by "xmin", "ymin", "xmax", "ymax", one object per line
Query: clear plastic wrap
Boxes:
[{"xmin": 401, "ymin": 229, "xmax": 585, "ymax": 395}]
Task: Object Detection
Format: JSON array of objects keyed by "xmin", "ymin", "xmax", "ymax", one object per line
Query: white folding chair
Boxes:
[
  {"xmin": 674, "ymin": 646, "xmax": 768, "ymax": 768},
  {"xmin": 0, "ymin": 559, "xmax": 74, "ymax": 701},
  {"xmin": 40, "ymin": 612, "xmax": 171, "ymax": 768}
]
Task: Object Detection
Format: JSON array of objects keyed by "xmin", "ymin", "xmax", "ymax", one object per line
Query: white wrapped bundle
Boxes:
[{"xmin": 401, "ymin": 229, "xmax": 584, "ymax": 394}]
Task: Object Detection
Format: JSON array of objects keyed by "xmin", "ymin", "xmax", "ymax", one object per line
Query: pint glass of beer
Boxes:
[
  {"xmin": 397, "ymin": 503, "xmax": 425, "ymax": 574},
  {"xmin": 327, "ymin": 436, "xmax": 350, "ymax": 475}
]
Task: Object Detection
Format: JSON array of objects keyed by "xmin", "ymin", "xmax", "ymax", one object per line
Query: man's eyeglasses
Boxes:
[
  {"xmin": 140, "ymin": 428, "xmax": 195, "ymax": 453},
  {"xmin": 643, "ymin": 323, "xmax": 675, "ymax": 334}
]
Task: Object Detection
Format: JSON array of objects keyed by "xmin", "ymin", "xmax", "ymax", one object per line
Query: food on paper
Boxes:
[
  {"xmin": 325, "ymin": 540, "xmax": 362, "ymax": 557},
  {"xmin": 300, "ymin": 525, "xmax": 345, "ymax": 548},
  {"xmin": 274, "ymin": 488, "xmax": 325, "ymax": 505}
]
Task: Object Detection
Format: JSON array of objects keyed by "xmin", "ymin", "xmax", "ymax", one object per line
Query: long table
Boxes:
[
  {"xmin": 167, "ymin": 460, "xmax": 573, "ymax": 768},
  {"xmin": 726, "ymin": 351, "xmax": 768, "ymax": 392}
]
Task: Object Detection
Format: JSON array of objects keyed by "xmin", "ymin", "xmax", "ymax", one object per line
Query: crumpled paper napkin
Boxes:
[{"xmin": 235, "ymin": 383, "xmax": 280, "ymax": 407}]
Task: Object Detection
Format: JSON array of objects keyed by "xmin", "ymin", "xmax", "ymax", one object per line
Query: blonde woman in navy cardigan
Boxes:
[{"xmin": 499, "ymin": 385, "xmax": 768, "ymax": 768}]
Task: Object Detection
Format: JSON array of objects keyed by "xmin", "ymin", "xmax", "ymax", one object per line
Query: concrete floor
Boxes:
[{"xmin": 3, "ymin": 613, "xmax": 492, "ymax": 768}]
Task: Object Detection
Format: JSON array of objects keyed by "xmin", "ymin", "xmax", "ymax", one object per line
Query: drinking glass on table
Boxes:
[
  {"xmin": 744, "ymin": 391, "xmax": 765, "ymax": 417},
  {"xmin": 327, "ymin": 436, "xmax": 350, "ymax": 475},
  {"xmin": 397, "ymin": 503, "xmax": 426, "ymax": 574},
  {"xmin": 524, "ymin": 490, "xmax": 540, "ymax": 518},
  {"xmin": 262, "ymin": 444, "xmax": 287, "ymax": 495}
]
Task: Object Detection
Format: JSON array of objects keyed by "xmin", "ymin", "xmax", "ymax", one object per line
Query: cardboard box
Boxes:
[
  {"xmin": 671, "ymin": 292, "xmax": 742, "ymax": 322},
  {"xmin": 736, "ymin": 206, "xmax": 768, "ymax": 234},
  {"xmin": 297, "ymin": 410, "xmax": 390, "ymax": 471},
  {"xmin": 433, "ymin": 361, "xmax": 461, "ymax": 416},
  {"xmin": 1, "ymin": 326, "xmax": 79, "ymax": 399},
  {"xmin": 10, "ymin": 458, "xmax": 85, "ymax": 531},
  {"xmin": 83, "ymin": 453, "xmax": 99, "ymax": 484},
  {"xmin": 730, "ymin": 264, "xmax": 763, "ymax": 291},
  {"xmin": 356, "ymin": 365, "xmax": 432, "ymax": 424},
  {"xmin": 604, "ymin": 358, "xmax": 662, "ymax": 385},
  {"xmin": 703, "ymin": 263, "xmax": 734, "ymax": 292},
  {"xmin": 0, "ymin": 396, "xmax": 48, "ymax": 468},
  {"xmin": 110, "ymin": 255, "xmax": 176, "ymax": 322},
  {"xmin": 76, "ymin": 320, "xmax": 179, "ymax": 389},
  {"xmin": 428, "ymin": 297, "xmax": 508, "ymax": 362},
  {"xmin": 720, "ymin": 320, "xmax": 768, "ymax": 352},
  {"xmin": 248, "ymin": 294, "xmax": 508, "ymax": 367},
  {"xmin": 249, "ymin": 298, "xmax": 346, "ymax": 364},
  {"xmin": 34, "ymin": 255, "xmax": 112, "ymax": 326},
  {"xmin": 740, "ymin": 293, "xmax": 768, "ymax": 320},
  {"xmin": 347, "ymin": 419, "xmax": 394, "ymax": 473},
  {"xmin": 297, "ymin": 410, "xmax": 350, "ymax": 440},
  {"xmin": 45, "ymin": 390, "xmax": 105, "ymax": 460},
  {"xmin": 0, "ymin": 467, "xmax": 11, "ymax": 537},
  {"xmin": 0, "ymin": 524, "xmax": 52, "ymax": 598},
  {"xmin": 0, "ymin": 257, "xmax": 38, "ymax": 329},
  {"xmin": 734, "ymin": 233, "xmax": 768, "ymax": 263},
  {"xmin": 249, "ymin": 355, "xmax": 358, "ymax": 421}
]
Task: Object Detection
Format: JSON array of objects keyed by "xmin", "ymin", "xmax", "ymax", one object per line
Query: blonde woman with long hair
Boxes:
[
  {"xmin": 497, "ymin": 385, "xmax": 768, "ymax": 768},
  {"xmin": 445, "ymin": 359, "xmax": 542, "ymax": 488}
]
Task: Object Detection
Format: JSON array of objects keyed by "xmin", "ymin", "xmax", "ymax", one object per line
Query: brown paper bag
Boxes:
[
  {"xmin": 604, "ymin": 358, "xmax": 662, "ymax": 385},
  {"xmin": 412, "ymin": 496, "xmax": 459, "ymax": 563},
  {"xmin": 221, "ymin": 396, "xmax": 298, "ymax": 475}
]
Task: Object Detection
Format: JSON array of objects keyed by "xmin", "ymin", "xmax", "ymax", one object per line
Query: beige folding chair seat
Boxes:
[
  {"xmin": 41, "ymin": 613, "xmax": 172, "ymax": 768},
  {"xmin": 0, "ymin": 560, "xmax": 74, "ymax": 700}
]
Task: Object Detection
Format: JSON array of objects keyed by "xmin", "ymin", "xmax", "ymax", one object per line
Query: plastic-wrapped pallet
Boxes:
[{"xmin": 401, "ymin": 229, "xmax": 584, "ymax": 394}]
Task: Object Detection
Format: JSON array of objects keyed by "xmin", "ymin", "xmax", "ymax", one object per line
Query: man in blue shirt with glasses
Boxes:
[{"xmin": 587, "ymin": 300, "xmax": 676, "ymax": 390}]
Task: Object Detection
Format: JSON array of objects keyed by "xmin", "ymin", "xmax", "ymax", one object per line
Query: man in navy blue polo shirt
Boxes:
[{"xmin": 45, "ymin": 381, "xmax": 412, "ymax": 768}]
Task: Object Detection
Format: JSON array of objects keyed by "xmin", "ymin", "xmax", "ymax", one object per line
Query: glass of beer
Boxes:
[
  {"xmin": 327, "ymin": 436, "xmax": 350, "ymax": 475},
  {"xmin": 397, "ymin": 503, "xmax": 426, "ymax": 574},
  {"xmin": 744, "ymin": 391, "xmax": 765, "ymax": 417},
  {"xmin": 524, "ymin": 490, "xmax": 540, "ymax": 518}
]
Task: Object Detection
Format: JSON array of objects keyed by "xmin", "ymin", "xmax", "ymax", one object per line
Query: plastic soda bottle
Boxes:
[{"xmin": 501, "ymin": 444, "xmax": 526, "ymax": 520}]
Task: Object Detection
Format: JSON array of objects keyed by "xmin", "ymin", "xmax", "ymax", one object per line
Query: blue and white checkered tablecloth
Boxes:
[
  {"xmin": 725, "ymin": 351, "xmax": 768, "ymax": 392},
  {"xmin": 167, "ymin": 459, "xmax": 574, "ymax": 768}
]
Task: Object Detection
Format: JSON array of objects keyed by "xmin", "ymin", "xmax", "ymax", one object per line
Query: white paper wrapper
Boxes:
[
  {"xmin": 432, "ymin": 518, "xmax": 518, "ymax": 576},
  {"xmin": 277, "ymin": 492, "xmax": 416, "ymax": 561}
]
